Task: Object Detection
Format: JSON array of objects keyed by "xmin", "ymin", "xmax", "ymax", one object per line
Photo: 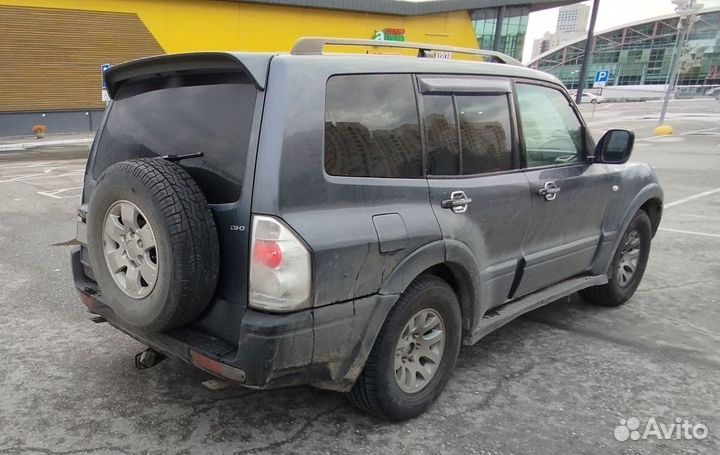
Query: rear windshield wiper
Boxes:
[{"xmin": 162, "ymin": 152, "xmax": 204, "ymax": 162}]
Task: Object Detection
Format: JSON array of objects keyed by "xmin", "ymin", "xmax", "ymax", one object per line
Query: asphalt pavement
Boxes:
[{"xmin": 0, "ymin": 99, "xmax": 718, "ymax": 455}]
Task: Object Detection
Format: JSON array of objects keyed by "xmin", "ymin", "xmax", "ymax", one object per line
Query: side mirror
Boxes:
[{"xmin": 596, "ymin": 129, "xmax": 634, "ymax": 164}]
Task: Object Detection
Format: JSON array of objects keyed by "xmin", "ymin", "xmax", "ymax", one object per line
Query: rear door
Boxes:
[
  {"xmin": 420, "ymin": 76, "xmax": 532, "ymax": 316},
  {"xmin": 309, "ymin": 73, "xmax": 441, "ymax": 303},
  {"xmin": 512, "ymin": 81, "xmax": 610, "ymax": 296},
  {"xmin": 88, "ymin": 70, "xmax": 262, "ymax": 341}
]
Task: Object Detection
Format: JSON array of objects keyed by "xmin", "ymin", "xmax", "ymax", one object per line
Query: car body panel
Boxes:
[
  {"xmin": 427, "ymin": 173, "xmax": 532, "ymax": 323},
  {"xmin": 254, "ymin": 57, "xmax": 443, "ymax": 306},
  {"xmin": 518, "ymin": 162, "xmax": 611, "ymax": 296},
  {"xmin": 591, "ymin": 163, "xmax": 664, "ymax": 275}
]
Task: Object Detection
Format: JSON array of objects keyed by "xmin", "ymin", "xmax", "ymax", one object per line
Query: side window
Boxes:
[
  {"xmin": 515, "ymin": 83, "xmax": 584, "ymax": 167},
  {"xmin": 324, "ymin": 74, "xmax": 422, "ymax": 178},
  {"xmin": 457, "ymin": 95, "xmax": 512, "ymax": 174},
  {"xmin": 423, "ymin": 95, "xmax": 459, "ymax": 175},
  {"xmin": 424, "ymin": 93, "xmax": 513, "ymax": 176}
]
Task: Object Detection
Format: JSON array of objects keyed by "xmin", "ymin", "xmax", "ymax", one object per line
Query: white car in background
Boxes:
[{"xmin": 578, "ymin": 92, "xmax": 605, "ymax": 104}]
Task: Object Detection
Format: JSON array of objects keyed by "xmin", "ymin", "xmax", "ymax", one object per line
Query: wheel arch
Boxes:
[
  {"xmin": 640, "ymin": 197, "xmax": 663, "ymax": 236},
  {"xmin": 378, "ymin": 240, "xmax": 479, "ymax": 339},
  {"xmin": 592, "ymin": 183, "xmax": 663, "ymax": 276},
  {"xmin": 619, "ymin": 184, "xmax": 663, "ymax": 242},
  {"xmin": 421, "ymin": 263, "xmax": 476, "ymax": 335}
]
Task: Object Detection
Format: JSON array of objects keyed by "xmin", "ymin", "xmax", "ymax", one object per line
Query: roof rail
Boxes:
[{"xmin": 290, "ymin": 37, "xmax": 523, "ymax": 66}]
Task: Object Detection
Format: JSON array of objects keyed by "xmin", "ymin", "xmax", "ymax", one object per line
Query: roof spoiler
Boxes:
[
  {"xmin": 104, "ymin": 52, "xmax": 269, "ymax": 98},
  {"xmin": 290, "ymin": 37, "xmax": 523, "ymax": 66}
]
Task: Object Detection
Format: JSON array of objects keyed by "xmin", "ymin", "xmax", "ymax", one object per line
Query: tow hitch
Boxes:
[{"xmin": 134, "ymin": 348, "xmax": 166, "ymax": 370}]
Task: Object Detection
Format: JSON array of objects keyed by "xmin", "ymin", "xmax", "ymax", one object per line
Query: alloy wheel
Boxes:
[
  {"xmin": 102, "ymin": 200, "xmax": 159, "ymax": 299},
  {"xmin": 617, "ymin": 229, "xmax": 641, "ymax": 287},
  {"xmin": 394, "ymin": 308, "xmax": 445, "ymax": 393}
]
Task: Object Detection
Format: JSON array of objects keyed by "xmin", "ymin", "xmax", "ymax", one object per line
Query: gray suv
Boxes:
[{"xmin": 71, "ymin": 38, "xmax": 663, "ymax": 420}]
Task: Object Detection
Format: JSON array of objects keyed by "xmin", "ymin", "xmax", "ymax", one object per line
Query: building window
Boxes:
[
  {"xmin": 470, "ymin": 8, "xmax": 497, "ymax": 52},
  {"xmin": 470, "ymin": 6, "xmax": 529, "ymax": 61},
  {"xmin": 618, "ymin": 74, "xmax": 642, "ymax": 85},
  {"xmin": 500, "ymin": 8, "xmax": 529, "ymax": 61},
  {"xmin": 627, "ymin": 50, "xmax": 644, "ymax": 63}
]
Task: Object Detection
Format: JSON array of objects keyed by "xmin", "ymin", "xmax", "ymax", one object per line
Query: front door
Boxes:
[
  {"xmin": 419, "ymin": 76, "xmax": 531, "ymax": 320},
  {"xmin": 512, "ymin": 81, "xmax": 611, "ymax": 297}
]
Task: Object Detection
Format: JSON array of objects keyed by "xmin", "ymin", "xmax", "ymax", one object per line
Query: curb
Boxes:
[{"xmin": 0, "ymin": 138, "xmax": 94, "ymax": 152}]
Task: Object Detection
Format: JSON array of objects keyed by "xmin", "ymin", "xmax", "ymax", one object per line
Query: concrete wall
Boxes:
[
  {"xmin": 0, "ymin": 110, "xmax": 105, "ymax": 137},
  {"xmin": 588, "ymin": 84, "xmax": 720, "ymax": 101},
  {"xmin": 596, "ymin": 85, "xmax": 667, "ymax": 101}
]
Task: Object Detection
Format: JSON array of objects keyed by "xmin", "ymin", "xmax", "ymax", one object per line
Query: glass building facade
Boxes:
[
  {"xmin": 471, "ymin": 6, "xmax": 529, "ymax": 61},
  {"xmin": 529, "ymin": 7, "xmax": 720, "ymax": 89}
]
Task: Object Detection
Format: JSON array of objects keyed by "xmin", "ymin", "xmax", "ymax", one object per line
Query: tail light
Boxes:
[{"xmin": 249, "ymin": 215, "xmax": 312, "ymax": 312}]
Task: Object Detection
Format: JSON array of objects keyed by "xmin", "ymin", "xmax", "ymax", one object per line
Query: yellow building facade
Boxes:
[
  {"xmin": 1, "ymin": 0, "xmax": 479, "ymax": 54},
  {"xmin": 0, "ymin": 0, "xmax": 478, "ymax": 113},
  {"xmin": 0, "ymin": 0, "xmax": 575, "ymax": 135}
]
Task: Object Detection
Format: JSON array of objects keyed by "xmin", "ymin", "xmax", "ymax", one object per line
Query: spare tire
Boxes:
[{"xmin": 87, "ymin": 158, "xmax": 219, "ymax": 332}]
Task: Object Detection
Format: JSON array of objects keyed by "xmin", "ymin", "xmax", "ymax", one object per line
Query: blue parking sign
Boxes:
[{"xmin": 594, "ymin": 70, "xmax": 609, "ymax": 87}]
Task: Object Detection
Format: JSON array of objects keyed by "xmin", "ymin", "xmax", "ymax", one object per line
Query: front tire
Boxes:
[
  {"xmin": 580, "ymin": 209, "xmax": 652, "ymax": 306},
  {"xmin": 348, "ymin": 275, "xmax": 462, "ymax": 420}
]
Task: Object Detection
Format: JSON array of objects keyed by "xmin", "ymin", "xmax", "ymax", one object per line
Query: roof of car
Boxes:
[
  {"xmin": 105, "ymin": 49, "xmax": 562, "ymax": 97},
  {"xmin": 265, "ymin": 53, "xmax": 561, "ymax": 84}
]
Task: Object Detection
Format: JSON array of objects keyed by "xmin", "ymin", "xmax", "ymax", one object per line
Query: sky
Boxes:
[{"xmin": 522, "ymin": 0, "xmax": 680, "ymax": 63}]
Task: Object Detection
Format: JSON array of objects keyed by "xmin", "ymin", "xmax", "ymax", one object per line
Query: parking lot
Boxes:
[{"xmin": 0, "ymin": 99, "xmax": 718, "ymax": 455}]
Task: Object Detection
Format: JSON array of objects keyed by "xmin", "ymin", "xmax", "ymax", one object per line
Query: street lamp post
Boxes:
[
  {"xmin": 575, "ymin": 0, "xmax": 601, "ymax": 104},
  {"xmin": 658, "ymin": 0, "xmax": 703, "ymax": 126}
]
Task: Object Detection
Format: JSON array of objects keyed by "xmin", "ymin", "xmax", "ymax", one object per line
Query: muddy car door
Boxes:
[
  {"xmin": 512, "ymin": 81, "xmax": 611, "ymax": 296},
  {"xmin": 419, "ymin": 75, "xmax": 532, "ymax": 319}
]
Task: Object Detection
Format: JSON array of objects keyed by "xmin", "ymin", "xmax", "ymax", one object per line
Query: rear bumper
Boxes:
[{"xmin": 71, "ymin": 246, "xmax": 396, "ymax": 391}]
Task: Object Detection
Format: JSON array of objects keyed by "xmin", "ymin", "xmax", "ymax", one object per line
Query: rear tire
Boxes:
[
  {"xmin": 580, "ymin": 209, "xmax": 651, "ymax": 306},
  {"xmin": 347, "ymin": 274, "xmax": 461, "ymax": 420}
]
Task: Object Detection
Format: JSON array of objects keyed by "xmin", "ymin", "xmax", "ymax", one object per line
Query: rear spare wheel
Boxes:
[{"xmin": 87, "ymin": 158, "xmax": 219, "ymax": 331}]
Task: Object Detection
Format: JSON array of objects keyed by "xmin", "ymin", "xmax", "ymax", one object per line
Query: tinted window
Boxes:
[
  {"xmin": 423, "ymin": 95, "xmax": 459, "ymax": 175},
  {"xmin": 457, "ymin": 95, "xmax": 512, "ymax": 174},
  {"xmin": 515, "ymin": 83, "xmax": 584, "ymax": 167},
  {"xmin": 93, "ymin": 74, "xmax": 256, "ymax": 203},
  {"xmin": 424, "ymin": 94, "xmax": 512, "ymax": 175},
  {"xmin": 324, "ymin": 75, "xmax": 422, "ymax": 178}
]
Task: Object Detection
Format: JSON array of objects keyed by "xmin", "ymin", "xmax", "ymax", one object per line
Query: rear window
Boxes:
[{"xmin": 93, "ymin": 73, "xmax": 256, "ymax": 203}]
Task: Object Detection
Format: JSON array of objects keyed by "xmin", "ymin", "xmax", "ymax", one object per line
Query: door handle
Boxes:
[
  {"xmin": 441, "ymin": 191, "xmax": 472, "ymax": 214},
  {"xmin": 537, "ymin": 181, "xmax": 561, "ymax": 201}
]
